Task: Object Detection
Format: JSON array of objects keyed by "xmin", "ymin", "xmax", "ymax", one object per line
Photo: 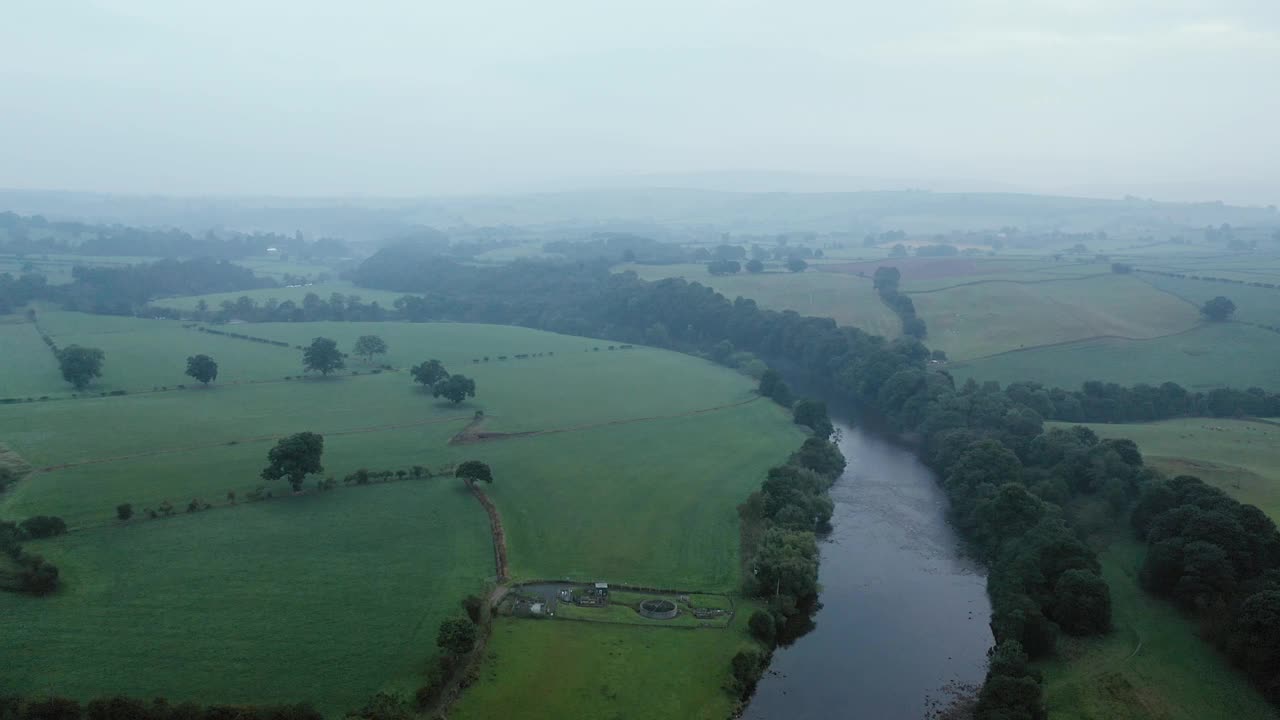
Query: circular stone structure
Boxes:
[{"xmin": 638, "ymin": 598, "xmax": 679, "ymax": 620}]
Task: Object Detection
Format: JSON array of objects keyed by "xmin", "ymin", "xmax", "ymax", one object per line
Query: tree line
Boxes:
[
  {"xmin": 0, "ymin": 210, "xmax": 348, "ymax": 260},
  {"xmin": 872, "ymin": 266, "xmax": 927, "ymax": 338}
]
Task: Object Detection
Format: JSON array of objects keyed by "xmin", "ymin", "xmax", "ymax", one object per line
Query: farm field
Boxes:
[
  {"xmin": 152, "ymin": 280, "xmax": 409, "ymax": 313},
  {"xmin": 616, "ymin": 262, "xmax": 901, "ymax": 337},
  {"xmin": 1051, "ymin": 418, "xmax": 1280, "ymax": 519},
  {"xmin": 911, "ymin": 273, "xmax": 1199, "ymax": 361},
  {"xmin": 11, "ymin": 311, "xmax": 303, "ymax": 398},
  {"xmin": 0, "ymin": 482, "xmax": 492, "ymax": 715},
  {"xmin": 950, "ymin": 322, "xmax": 1280, "ymax": 392},
  {"xmin": 0, "ymin": 316, "xmax": 800, "ymax": 713},
  {"xmin": 452, "ymin": 607, "xmax": 767, "ymax": 720},
  {"xmin": 1038, "ymin": 538, "xmax": 1276, "ymax": 720},
  {"xmin": 1137, "ymin": 273, "xmax": 1280, "ymax": 326}
]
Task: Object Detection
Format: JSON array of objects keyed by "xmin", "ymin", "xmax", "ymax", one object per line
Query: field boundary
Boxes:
[
  {"xmin": 951, "ymin": 323, "xmax": 1208, "ymax": 363},
  {"xmin": 903, "ymin": 272, "xmax": 1115, "ymax": 295},
  {"xmin": 32, "ymin": 414, "xmax": 474, "ymax": 473},
  {"xmin": 469, "ymin": 482, "xmax": 509, "ymax": 582}
]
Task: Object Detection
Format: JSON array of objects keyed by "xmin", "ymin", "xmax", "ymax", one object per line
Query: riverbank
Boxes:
[{"xmin": 744, "ymin": 424, "xmax": 992, "ymax": 719}]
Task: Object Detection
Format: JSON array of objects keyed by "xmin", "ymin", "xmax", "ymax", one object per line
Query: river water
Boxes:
[{"xmin": 743, "ymin": 423, "xmax": 993, "ymax": 720}]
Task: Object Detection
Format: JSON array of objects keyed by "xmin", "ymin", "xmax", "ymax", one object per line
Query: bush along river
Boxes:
[{"xmin": 744, "ymin": 422, "xmax": 992, "ymax": 719}]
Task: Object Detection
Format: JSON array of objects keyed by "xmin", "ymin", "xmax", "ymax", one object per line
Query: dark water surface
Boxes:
[{"xmin": 744, "ymin": 423, "xmax": 992, "ymax": 720}]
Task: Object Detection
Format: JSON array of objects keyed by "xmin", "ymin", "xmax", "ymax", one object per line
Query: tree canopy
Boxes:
[
  {"xmin": 302, "ymin": 337, "xmax": 345, "ymax": 375},
  {"xmin": 353, "ymin": 334, "xmax": 388, "ymax": 363},
  {"xmin": 185, "ymin": 354, "xmax": 218, "ymax": 385},
  {"xmin": 432, "ymin": 374, "xmax": 476, "ymax": 404},
  {"xmin": 57, "ymin": 345, "xmax": 105, "ymax": 390},
  {"xmin": 456, "ymin": 460, "xmax": 493, "ymax": 485},
  {"xmin": 260, "ymin": 432, "xmax": 324, "ymax": 492},
  {"xmin": 1201, "ymin": 295, "xmax": 1237, "ymax": 321},
  {"xmin": 410, "ymin": 359, "xmax": 449, "ymax": 386},
  {"xmin": 436, "ymin": 616, "xmax": 477, "ymax": 656}
]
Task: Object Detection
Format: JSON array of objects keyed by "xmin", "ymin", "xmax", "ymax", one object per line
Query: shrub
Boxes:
[
  {"xmin": 19, "ymin": 515, "xmax": 67, "ymax": 539},
  {"xmin": 116, "ymin": 503, "xmax": 133, "ymax": 521},
  {"xmin": 748, "ymin": 610, "xmax": 777, "ymax": 645}
]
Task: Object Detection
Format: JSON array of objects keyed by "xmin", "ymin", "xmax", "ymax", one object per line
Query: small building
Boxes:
[{"xmin": 593, "ymin": 582, "xmax": 609, "ymax": 599}]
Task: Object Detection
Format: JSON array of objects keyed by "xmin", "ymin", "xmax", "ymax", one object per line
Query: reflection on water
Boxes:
[{"xmin": 743, "ymin": 425, "xmax": 992, "ymax": 720}]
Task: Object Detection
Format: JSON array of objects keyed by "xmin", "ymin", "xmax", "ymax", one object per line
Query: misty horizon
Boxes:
[{"xmin": 2, "ymin": 1, "xmax": 1278, "ymax": 205}]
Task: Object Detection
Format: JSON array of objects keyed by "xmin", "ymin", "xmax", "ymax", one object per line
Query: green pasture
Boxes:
[
  {"xmin": 1038, "ymin": 538, "xmax": 1276, "ymax": 720},
  {"xmin": 1053, "ymin": 418, "xmax": 1280, "ymax": 520},
  {"xmin": 0, "ymin": 317, "xmax": 800, "ymax": 712},
  {"xmin": 912, "ymin": 274, "xmax": 1198, "ymax": 360},
  {"xmin": 1138, "ymin": 273, "xmax": 1280, "ymax": 326},
  {"xmin": 950, "ymin": 322, "xmax": 1280, "ymax": 391},
  {"xmin": 18, "ymin": 312, "xmax": 302, "ymax": 398},
  {"xmin": 477, "ymin": 402, "xmax": 800, "ymax": 590},
  {"xmin": 452, "ymin": 606, "xmax": 767, "ymax": 720},
  {"xmin": 616, "ymin": 262, "xmax": 901, "ymax": 337},
  {"xmin": 0, "ymin": 322, "xmax": 60, "ymax": 398},
  {"xmin": 152, "ymin": 281, "xmax": 408, "ymax": 313},
  {"xmin": 0, "ymin": 481, "xmax": 492, "ymax": 715}
]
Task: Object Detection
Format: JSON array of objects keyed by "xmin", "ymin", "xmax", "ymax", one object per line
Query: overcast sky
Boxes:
[{"xmin": 1, "ymin": 0, "xmax": 1277, "ymax": 202}]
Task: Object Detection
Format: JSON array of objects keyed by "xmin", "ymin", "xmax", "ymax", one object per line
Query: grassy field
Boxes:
[
  {"xmin": 452, "ymin": 607, "xmax": 767, "ymax": 720},
  {"xmin": 0, "ymin": 482, "xmax": 492, "ymax": 715},
  {"xmin": 950, "ymin": 322, "xmax": 1280, "ymax": 392},
  {"xmin": 911, "ymin": 274, "xmax": 1199, "ymax": 361},
  {"xmin": 1138, "ymin": 273, "xmax": 1280, "ymax": 327},
  {"xmin": 1038, "ymin": 538, "xmax": 1276, "ymax": 720},
  {"xmin": 616, "ymin": 263, "xmax": 901, "ymax": 338},
  {"xmin": 0, "ymin": 321, "xmax": 60, "ymax": 399},
  {"xmin": 1052, "ymin": 418, "xmax": 1280, "ymax": 519},
  {"xmin": 0, "ymin": 314, "xmax": 800, "ymax": 713}
]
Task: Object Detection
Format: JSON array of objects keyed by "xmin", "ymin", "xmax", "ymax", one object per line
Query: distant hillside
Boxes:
[{"xmin": 1, "ymin": 187, "xmax": 1276, "ymax": 238}]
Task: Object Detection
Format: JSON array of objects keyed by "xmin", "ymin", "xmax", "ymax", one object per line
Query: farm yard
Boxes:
[{"xmin": 0, "ymin": 311, "xmax": 799, "ymax": 714}]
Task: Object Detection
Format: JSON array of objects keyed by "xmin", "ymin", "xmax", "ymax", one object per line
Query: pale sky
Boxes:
[{"xmin": 1, "ymin": 0, "xmax": 1278, "ymax": 202}]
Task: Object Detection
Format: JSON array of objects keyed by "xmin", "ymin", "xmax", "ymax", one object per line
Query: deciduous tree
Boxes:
[
  {"xmin": 302, "ymin": 337, "xmax": 345, "ymax": 375},
  {"xmin": 58, "ymin": 345, "xmax": 105, "ymax": 390},
  {"xmin": 261, "ymin": 432, "xmax": 324, "ymax": 492},
  {"xmin": 432, "ymin": 374, "xmax": 476, "ymax": 404},
  {"xmin": 456, "ymin": 460, "xmax": 493, "ymax": 486},
  {"xmin": 185, "ymin": 354, "xmax": 219, "ymax": 385},
  {"xmin": 353, "ymin": 335, "xmax": 388, "ymax": 363},
  {"xmin": 410, "ymin": 359, "xmax": 448, "ymax": 386}
]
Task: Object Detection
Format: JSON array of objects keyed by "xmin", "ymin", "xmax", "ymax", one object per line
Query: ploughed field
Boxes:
[{"xmin": 0, "ymin": 313, "xmax": 800, "ymax": 715}]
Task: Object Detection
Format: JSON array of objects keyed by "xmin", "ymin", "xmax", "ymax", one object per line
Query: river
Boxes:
[{"xmin": 744, "ymin": 423, "xmax": 993, "ymax": 720}]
